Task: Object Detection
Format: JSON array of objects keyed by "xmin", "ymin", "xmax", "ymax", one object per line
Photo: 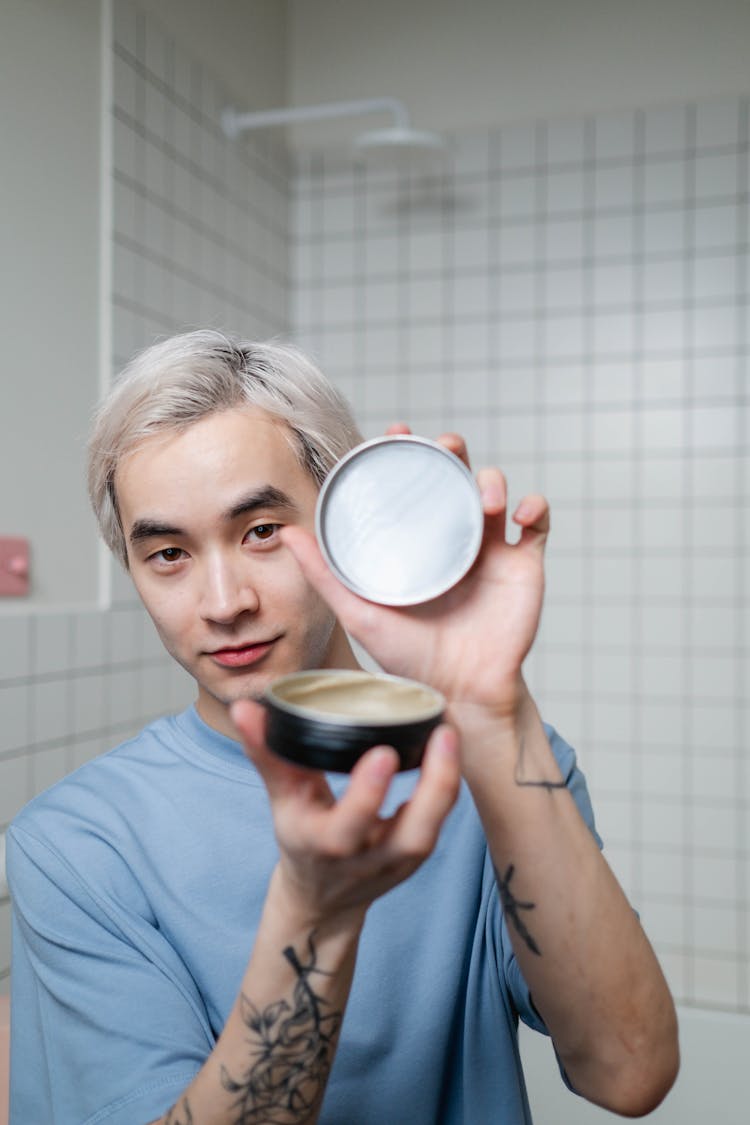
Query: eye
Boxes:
[
  {"xmin": 247, "ymin": 523, "xmax": 280, "ymax": 543},
  {"xmin": 150, "ymin": 546, "xmax": 186, "ymax": 565}
]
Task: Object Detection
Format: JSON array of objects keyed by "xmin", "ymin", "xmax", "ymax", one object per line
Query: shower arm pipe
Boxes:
[{"xmin": 221, "ymin": 97, "xmax": 411, "ymax": 140}]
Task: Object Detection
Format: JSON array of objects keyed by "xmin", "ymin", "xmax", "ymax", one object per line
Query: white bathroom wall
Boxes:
[
  {"xmin": 285, "ymin": 0, "xmax": 750, "ymax": 145},
  {"xmin": 288, "ymin": 0, "xmax": 750, "ymax": 144},
  {"xmin": 0, "ymin": 0, "xmax": 291, "ymax": 992},
  {"xmin": 0, "ymin": 0, "xmax": 102, "ymax": 604},
  {"xmin": 290, "ymin": 96, "xmax": 749, "ymax": 1017},
  {"xmin": 136, "ymin": 0, "xmax": 287, "ymax": 116}
]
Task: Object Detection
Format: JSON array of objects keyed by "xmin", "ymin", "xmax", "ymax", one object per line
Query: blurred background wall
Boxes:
[{"xmin": 1, "ymin": 1, "xmax": 748, "ymax": 1119}]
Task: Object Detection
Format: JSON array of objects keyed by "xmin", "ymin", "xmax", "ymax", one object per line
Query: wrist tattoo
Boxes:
[
  {"xmin": 496, "ymin": 863, "xmax": 542, "ymax": 957},
  {"xmin": 221, "ymin": 930, "xmax": 342, "ymax": 1124},
  {"xmin": 514, "ymin": 734, "xmax": 567, "ymax": 791}
]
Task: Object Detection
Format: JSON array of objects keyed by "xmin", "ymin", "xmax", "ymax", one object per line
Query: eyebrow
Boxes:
[
  {"xmin": 225, "ymin": 485, "xmax": 299, "ymax": 522},
  {"xmin": 128, "ymin": 485, "xmax": 299, "ymax": 546}
]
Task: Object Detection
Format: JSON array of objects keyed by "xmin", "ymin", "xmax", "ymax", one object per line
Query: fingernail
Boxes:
[
  {"xmin": 480, "ymin": 479, "xmax": 504, "ymax": 506},
  {"xmin": 514, "ymin": 501, "xmax": 531, "ymax": 520},
  {"xmin": 367, "ymin": 747, "xmax": 397, "ymax": 781},
  {"xmin": 433, "ymin": 727, "xmax": 458, "ymax": 758}
]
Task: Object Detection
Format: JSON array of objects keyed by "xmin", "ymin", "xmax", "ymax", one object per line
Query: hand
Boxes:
[
  {"xmin": 231, "ymin": 700, "xmax": 461, "ymax": 927},
  {"xmin": 281, "ymin": 428, "xmax": 550, "ymax": 721}
]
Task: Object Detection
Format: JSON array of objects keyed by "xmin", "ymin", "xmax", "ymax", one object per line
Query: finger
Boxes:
[
  {"xmin": 436, "ymin": 431, "xmax": 471, "ymax": 469},
  {"xmin": 323, "ymin": 745, "xmax": 400, "ymax": 853},
  {"xmin": 230, "ymin": 699, "xmax": 332, "ymax": 804},
  {"xmin": 476, "ymin": 466, "xmax": 507, "ymax": 516},
  {"xmin": 512, "ymin": 493, "xmax": 550, "ymax": 552},
  {"xmin": 381, "ymin": 725, "xmax": 460, "ymax": 859},
  {"xmin": 280, "ymin": 525, "xmax": 382, "ymax": 635},
  {"xmin": 385, "ymin": 422, "xmax": 411, "ymax": 435},
  {"xmin": 476, "ymin": 467, "xmax": 508, "ymax": 542}
]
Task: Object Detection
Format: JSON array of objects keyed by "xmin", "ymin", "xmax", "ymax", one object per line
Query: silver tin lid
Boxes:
[{"xmin": 315, "ymin": 435, "xmax": 484, "ymax": 606}]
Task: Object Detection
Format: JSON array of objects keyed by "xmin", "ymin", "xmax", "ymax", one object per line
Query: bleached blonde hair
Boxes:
[{"xmin": 88, "ymin": 329, "xmax": 362, "ymax": 568}]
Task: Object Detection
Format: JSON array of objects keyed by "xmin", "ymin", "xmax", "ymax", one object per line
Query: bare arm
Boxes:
[
  {"xmin": 457, "ymin": 687, "xmax": 678, "ymax": 1117},
  {"xmin": 148, "ymin": 722, "xmax": 460, "ymax": 1125},
  {"xmin": 280, "ymin": 435, "xmax": 679, "ymax": 1118}
]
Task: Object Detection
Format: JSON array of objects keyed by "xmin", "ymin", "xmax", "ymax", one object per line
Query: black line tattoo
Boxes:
[
  {"xmin": 164, "ymin": 1096, "xmax": 193, "ymax": 1124},
  {"xmin": 221, "ymin": 930, "xmax": 342, "ymax": 1124},
  {"xmin": 514, "ymin": 734, "xmax": 567, "ymax": 791},
  {"xmin": 496, "ymin": 863, "xmax": 542, "ymax": 956}
]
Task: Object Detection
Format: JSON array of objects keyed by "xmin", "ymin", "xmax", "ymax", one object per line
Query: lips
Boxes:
[{"xmin": 208, "ymin": 639, "xmax": 277, "ymax": 668}]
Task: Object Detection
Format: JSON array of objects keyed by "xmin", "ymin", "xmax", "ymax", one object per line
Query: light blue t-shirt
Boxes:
[{"xmin": 8, "ymin": 707, "xmax": 599, "ymax": 1125}]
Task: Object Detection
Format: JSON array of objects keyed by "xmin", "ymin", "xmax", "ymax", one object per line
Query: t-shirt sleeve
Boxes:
[
  {"xmin": 497, "ymin": 723, "xmax": 603, "ymax": 1035},
  {"xmin": 7, "ymin": 823, "xmax": 214, "ymax": 1125}
]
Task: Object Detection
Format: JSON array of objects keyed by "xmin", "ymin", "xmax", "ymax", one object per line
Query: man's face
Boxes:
[{"xmin": 116, "ymin": 407, "xmax": 347, "ymax": 737}]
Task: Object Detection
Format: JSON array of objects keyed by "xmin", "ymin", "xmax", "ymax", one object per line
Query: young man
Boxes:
[{"xmin": 8, "ymin": 330, "xmax": 678, "ymax": 1124}]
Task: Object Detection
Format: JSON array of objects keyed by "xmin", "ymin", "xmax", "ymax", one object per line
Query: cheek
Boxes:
[
  {"xmin": 290, "ymin": 570, "xmax": 333, "ymax": 619},
  {"xmin": 274, "ymin": 564, "xmax": 336, "ymax": 634},
  {"xmin": 132, "ymin": 578, "xmax": 193, "ymax": 646}
]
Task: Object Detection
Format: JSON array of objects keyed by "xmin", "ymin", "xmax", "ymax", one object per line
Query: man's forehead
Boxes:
[
  {"xmin": 118, "ymin": 408, "xmax": 301, "ymax": 480},
  {"xmin": 115, "ymin": 408, "xmax": 318, "ymax": 521},
  {"xmin": 123, "ymin": 405, "xmax": 284, "ymax": 456}
]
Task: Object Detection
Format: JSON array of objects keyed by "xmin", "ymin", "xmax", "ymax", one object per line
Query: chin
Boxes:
[{"xmin": 221, "ymin": 675, "xmax": 274, "ymax": 705}]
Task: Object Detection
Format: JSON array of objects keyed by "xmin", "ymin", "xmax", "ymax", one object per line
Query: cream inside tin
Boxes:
[{"xmin": 271, "ymin": 669, "xmax": 441, "ymax": 722}]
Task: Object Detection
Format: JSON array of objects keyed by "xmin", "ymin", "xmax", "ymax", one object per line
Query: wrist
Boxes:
[
  {"xmin": 448, "ymin": 681, "xmax": 561, "ymax": 790},
  {"xmin": 264, "ymin": 864, "xmax": 368, "ymax": 947},
  {"xmin": 447, "ymin": 674, "xmax": 535, "ymax": 744}
]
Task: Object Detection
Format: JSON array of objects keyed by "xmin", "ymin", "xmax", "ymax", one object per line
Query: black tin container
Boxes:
[{"xmin": 264, "ymin": 669, "xmax": 445, "ymax": 773}]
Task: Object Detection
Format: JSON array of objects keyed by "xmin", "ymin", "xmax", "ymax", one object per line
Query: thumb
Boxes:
[{"xmin": 280, "ymin": 525, "xmax": 377, "ymax": 634}]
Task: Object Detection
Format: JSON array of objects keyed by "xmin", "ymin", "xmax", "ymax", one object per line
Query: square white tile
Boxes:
[
  {"xmin": 498, "ymin": 123, "xmax": 537, "ymax": 170},
  {"xmin": 644, "ymin": 104, "xmax": 689, "ymax": 156},
  {"xmin": 498, "ymin": 175, "xmax": 536, "ymax": 220},
  {"xmin": 546, "ymin": 168, "xmax": 585, "ymax": 215},
  {"xmin": 0, "ymin": 617, "xmax": 31, "ymax": 681},
  {"xmin": 32, "ymin": 614, "xmax": 72, "ymax": 677},
  {"xmin": 33, "ymin": 679, "xmax": 72, "ymax": 744},
  {"xmin": 546, "ymin": 117, "xmax": 586, "ymax": 167},
  {"xmin": 0, "ymin": 756, "xmax": 29, "ymax": 825},
  {"xmin": 0, "ymin": 686, "xmax": 29, "ymax": 755}
]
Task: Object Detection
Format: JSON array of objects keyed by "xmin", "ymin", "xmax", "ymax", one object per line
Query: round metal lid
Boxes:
[{"xmin": 315, "ymin": 435, "xmax": 484, "ymax": 606}]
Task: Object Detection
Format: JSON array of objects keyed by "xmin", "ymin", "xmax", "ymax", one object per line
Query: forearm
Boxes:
[
  {"xmin": 456, "ymin": 685, "xmax": 678, "ymax": 1117},
  {"xmin": 150, "ymin": 869, "xmax": 364, "ymax": 1125}
]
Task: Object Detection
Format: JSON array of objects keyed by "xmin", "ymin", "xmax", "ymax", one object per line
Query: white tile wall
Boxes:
[
  {"xmin": 290, "ymin": 97, "xmax": 750, "ymax": 1014},
  {"xmin": 2, "ymin": 3, "xmax": 747, "ymax": 1024},
  {"xmin": 0, "ymin": 0, "xmax": 292, "ymax": 990},
  {"xmin": 110, "ymin": 0, "xmax": 289, "ymax": 379}
]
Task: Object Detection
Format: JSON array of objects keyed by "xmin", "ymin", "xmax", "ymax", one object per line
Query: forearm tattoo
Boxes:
[
  {"xmin": 164, "ymin": 1097, "xmax": 193, "ymax": 1124},
  {"xmin": 514, "ymin": 735, "xmax": 567, "ymax": 791},
  {"xmin": 496, "ymin": 863, "xmax": 542, "ymax": 956},
  {"xmin": 220, "ymin": 930, "xmax": 342, "ymax": 1124}
]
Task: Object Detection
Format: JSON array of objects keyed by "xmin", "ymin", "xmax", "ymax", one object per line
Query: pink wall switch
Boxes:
[{"xmin": 0, "ymin": 537, "xmax": 30, "ymax": 596}]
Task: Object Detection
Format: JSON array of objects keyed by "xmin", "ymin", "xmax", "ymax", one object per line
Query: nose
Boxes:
[{"xmin": 199, "ymin": 551, "xmax": 259, "ymax": 624}]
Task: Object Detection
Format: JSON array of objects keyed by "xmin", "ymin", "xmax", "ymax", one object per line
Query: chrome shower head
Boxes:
[
  {"xmin": 220, "ymin": 97, "xmax": 445, "ymax": 168},
  {"xmin": 353, "ymin": 125, "xmax": 447, "ymax": 166}
]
